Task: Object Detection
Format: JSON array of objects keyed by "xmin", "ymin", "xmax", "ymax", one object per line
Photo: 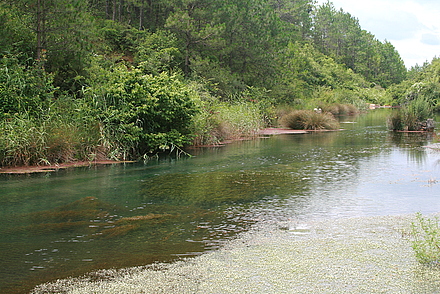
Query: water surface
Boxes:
[{"xmin": 1, "ymin": 110, "xmax": 439, "ymax": 293}]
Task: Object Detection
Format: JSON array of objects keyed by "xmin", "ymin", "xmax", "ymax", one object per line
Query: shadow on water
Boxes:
[{"xmin": 1, "ymin": 109, "xmax": 440, "ymax": 293}]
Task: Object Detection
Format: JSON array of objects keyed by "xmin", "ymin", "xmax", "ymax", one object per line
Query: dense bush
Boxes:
[{"xmin": 84, "ymin": 60, "xmax": 199, "ymax": 159}]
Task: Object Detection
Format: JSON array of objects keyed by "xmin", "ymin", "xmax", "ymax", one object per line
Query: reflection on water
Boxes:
[{"xmin": 1, "ymin": 109, "xmax": 440, "ymax": 293}]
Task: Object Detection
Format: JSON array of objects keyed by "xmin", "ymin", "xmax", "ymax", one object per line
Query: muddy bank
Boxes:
[
  {"xmin": 258, "ymin": 128, "xmax": 308, "ymax": 135},
  {"xmin": 31, "ymin": 214, "xmax": 440, "ymax": 293}
]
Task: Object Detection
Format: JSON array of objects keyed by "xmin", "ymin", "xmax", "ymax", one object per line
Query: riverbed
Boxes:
[
  {"xmin": 1, "ymin": 109, "xmax": 440, "ymax": 293},
  {"xmin": 31, "ymin": 214, "xmax": 440, "ymax": 293}
]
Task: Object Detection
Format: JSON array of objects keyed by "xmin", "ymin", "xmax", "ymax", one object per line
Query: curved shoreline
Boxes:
[
  {"xmin": 31, "ymin": 214, "xmax": 440, "ymax": 294},
  {"xmin": 0, "ymin": 128, "xmax": 323, "ymax": 174},
  {"xmin": 0, "ymin": 160, "xmax": 134, "ymax": 175}
]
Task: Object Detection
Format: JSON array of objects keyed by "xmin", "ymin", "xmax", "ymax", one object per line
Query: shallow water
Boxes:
[{"xmin": 1, "ymin": 109, "xmax": 440, "ymax": 293}]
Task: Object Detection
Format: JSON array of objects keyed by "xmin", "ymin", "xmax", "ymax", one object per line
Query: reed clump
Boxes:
[
  {"xmin": 279, "ymin": 110, "xmax": 340, "ymax": 130},
  {"xmin": 191, "ymin": 102, "xmax": 266, "ymax": 145},
  {"xmin": 0, "ymin": 112, "xmax": 105, "ymax": 167},
  {"xmin": 388, "ymin": 97, "xmax": 433, "ymax": 131}
]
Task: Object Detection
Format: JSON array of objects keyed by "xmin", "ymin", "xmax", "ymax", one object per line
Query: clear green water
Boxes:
[{"xmin": 1, "ymin": 110, "xmax": 440, "ymax": 293}]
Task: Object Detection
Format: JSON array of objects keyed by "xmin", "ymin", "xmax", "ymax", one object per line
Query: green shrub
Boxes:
[
  {"xmin": 84, "ymin": 60, "xmax": 199, "ymax": 158},
  {"xmin": 411, "ymin": 212, "xmax": 440, "ymax": 265}
]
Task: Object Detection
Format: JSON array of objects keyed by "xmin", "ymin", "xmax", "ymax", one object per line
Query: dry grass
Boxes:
[{"xmin": 279, "ymin": 110, "xmax": 340, "ymax": 130}]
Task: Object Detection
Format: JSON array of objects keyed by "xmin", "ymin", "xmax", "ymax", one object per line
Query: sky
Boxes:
[{"xmin": 314, "ymin": 0, "xmax": 440, "ymax": 68}]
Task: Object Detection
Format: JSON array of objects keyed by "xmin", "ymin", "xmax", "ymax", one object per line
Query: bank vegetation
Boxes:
[{"xmin": 0, "ymin": 0, "xmax": 437, "ymax": 167}]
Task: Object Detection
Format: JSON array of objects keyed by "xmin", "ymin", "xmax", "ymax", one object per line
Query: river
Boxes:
[{"xmin": 1, "ymin": 109, "xmax": 440, "ymax": 293}]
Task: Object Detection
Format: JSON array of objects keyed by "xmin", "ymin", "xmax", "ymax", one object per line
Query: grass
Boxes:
[
  {"xmin": 279, "ymin": 110, "xmax": 340, "ymax": 130},
  {"xmin": 410, "ymin": 212, "xmax": 440, "ymax": 265},
  {"xmin": 0, "ymin": 109, "xmax": 105, "ymax": 167},
  {"xmin": 191, "ymin": 102, "xmax": 266, "ymax": 145},
  {"xmin": 388, "ymin": 98, "xmax": 433, "ymax": 131},
  {"xmin": 322, "ymin": 103, "xmax": 359, "ymax": 115}
]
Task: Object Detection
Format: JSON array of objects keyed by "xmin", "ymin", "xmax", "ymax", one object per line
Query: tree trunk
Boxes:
[
  {"xmin": 112, "ymin": 0, "xmax": 117, "ymax": 21},
  {"xmin": 139, "ymin": 0, "xmax": 144, "ymax": 30},
  {"xmin": 36, "ymin": 0, "xmax": 46, "ymax": 64}
]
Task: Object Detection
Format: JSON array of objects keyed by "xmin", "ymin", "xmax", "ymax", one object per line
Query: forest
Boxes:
[{"xmin": 0, "ymin": 0, "xmax": 439, "ymax": 166}]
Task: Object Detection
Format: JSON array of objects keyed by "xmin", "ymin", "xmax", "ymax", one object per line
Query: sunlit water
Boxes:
[{"xmin": 1, "ymin": 110, "xmax": 440, "ymax": 293}]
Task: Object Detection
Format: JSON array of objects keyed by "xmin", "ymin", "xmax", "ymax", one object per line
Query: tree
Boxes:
[
  {"xmin": 269, "ymin": 0, "xmax": 314, "ymax": 41},
  {"xmin": 8, "ymin": 0, "xmax": 95, "ymax": 93},
  {"xmin": 165, "ymin": 0, "xmax": 224, "ymax": 76},
  {"xmin": 312, "ymin": 2, "xmax": 406, "ymax": 88},
  {"xmin": 0, "ymin": 2, "xmax": 35, "ymax": 59}
]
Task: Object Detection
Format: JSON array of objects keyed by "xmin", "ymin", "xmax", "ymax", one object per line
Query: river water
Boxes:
[{"xmin": 1, "ymin": 109, "xmax": 440, "ymax": 293}]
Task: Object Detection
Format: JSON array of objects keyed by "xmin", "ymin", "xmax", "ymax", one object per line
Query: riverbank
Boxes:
[
  {"xmin": 31, "ymin": 214, "xmax": 440, "ymax": 293},
  {"xmin": 0, "ymin": 160, "xmax": 133, "ymax": 174},
  {"xmin": 0, "ymin": 128, "xmax": 309, "ymax": 174}
]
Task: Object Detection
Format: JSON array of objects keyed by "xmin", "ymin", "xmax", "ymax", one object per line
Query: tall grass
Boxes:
[
  {"xmin": 322, "ymin": 103, "xmax": 359, "ymax": 115},
  {"xmin": 279, "ymin": 110, "xmax": 340, "ymax": 130},
  {"xmin": 0, "ymin": 114, "xmax": 46, "ymax": 166},
  {"xmin": 0, "ymin": 100, "xmax": 105, "ymax": 167},
  {"xmin": 191, "ymin": 102, "xmax": 265, "ymax": 145},
  {"xmin": 388, "ymin": 98, "xmax": 433, "ymax": 131}
]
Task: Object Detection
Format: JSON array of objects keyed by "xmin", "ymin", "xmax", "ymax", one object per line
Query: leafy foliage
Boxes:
[
  {"xmin": 312, "ymin": 2, "xmax": 406, "ymax": 88},
  {"xmin": 84, "ymin": 59, "xmax": 199, "ymax": 158},
  {"xmin": 411, "ymin": 212, "xmax": 440, "ymax": 265},
  {"xmin": 0, "ymin": 2, "xmax": 35, "ymax": 58},
  {"xmin": 0, "ymin": 55, "xmax": 55, "ymax": 119}
]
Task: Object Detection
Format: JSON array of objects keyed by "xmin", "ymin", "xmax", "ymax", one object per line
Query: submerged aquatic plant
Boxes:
[{"xmin": 410, "ymin": 212, "xmax": 440, "ymax": 265}]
